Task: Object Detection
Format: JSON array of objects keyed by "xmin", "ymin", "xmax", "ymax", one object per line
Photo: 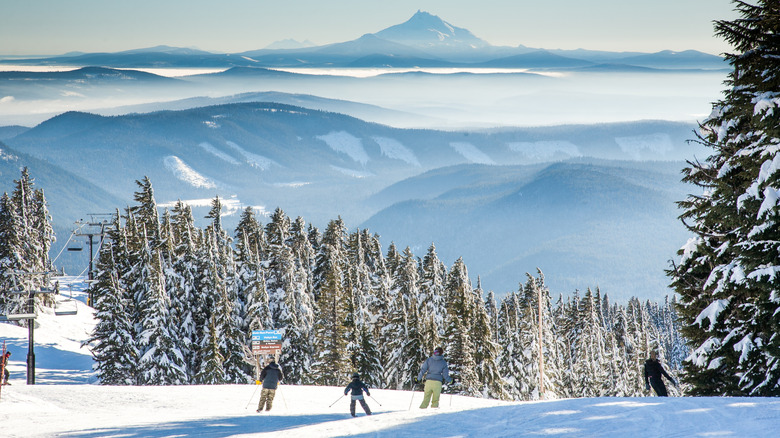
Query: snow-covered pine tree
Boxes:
[
  {"xmin": 669, "ymin": 0, "xmax": 780, "ymax": 396},
  {"xmin": 0, "ymin": 193, "xmax": 21, "ymax": 314},
  {"xmin": 471, "ymin": 279, "xmax": 507, "ymax": 400},
  {"xmin": 0, "ymin": 169, "xmax": 55, "ymax": 313},
  {"xmin": 167, "ymin": 201, "xmax": 201, "ymax": 380},
  {"xmin": 573, "ymin": 288, "xmax": 607, "ymax": 397},
  {"xmin": 86, "ymin": 213, "xmax": 138, "ymax": 385},
  {"xmin": 195, "ymin": 315, "xmax": 226, "ymax": 384},
  {"xmin": 310, "ymin": 218, "xmax": 351, "ymax": 386},
  {"xmin": 419, "ymin": 243, "xmax": 447, "ymax": 333},
  {"xmin": 515, "ymin": 272, "xmax": 561, "ymax": 400},
  {"xmin": 136, "ymin": 247, "xmax": 187, "ymax": 385},
  {"xmin": 442, "ymin": 257, "xmax": 479, "ymax": 396},
  {"xmin": 497, "ymin": 292, "xmax": 524, "ymax": 399},
  {"xmin": 345, "ymin": 230, "xmax": 382, "ymax": 386},
  {"xmin": 380, "ymin": 279, "xmax": 409, "ymax": 389},
  {"xmin": 625, "ymin": 297, "xmax": 658, "ymax": 395},
  {"xmin": 277, "ymin": 242, "xmax": 314, "ymax": 385},
  {"xmin": 265, "ymin": 207, "xmax": 292, "ymax": 325},
  {"xmin": 205, "ymin": 197, "xmax": 248, "ymax": 383},
  {"xmin": 236, "ymin": 210, "xmax": 273, "ymax": 333}
]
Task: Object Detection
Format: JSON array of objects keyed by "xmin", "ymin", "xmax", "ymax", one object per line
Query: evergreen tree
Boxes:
[
  {"xmin": 195, "ymin": 316, "xmax": 226, "ymax": 384},
  {"xmin": 442, "ymin": 258, "xmax": 479, "ymax": 396},
  {"xmin": 310, "ymin": 219, "xmax": 351, "ymax": 385},
  {"xmin": 472, "ymin": 280, "xmax": 507, "ymax": 399},
  {"xmin": 136, "ymin": 248, "xmax": 187, "ymax": 385},
  {"xmin": 669, "ymin": 0, "xmax": 780, "ymax": 396},
  {"xmin": 86, "ymin": 215, "xmax": 138, "ymax": 385}
]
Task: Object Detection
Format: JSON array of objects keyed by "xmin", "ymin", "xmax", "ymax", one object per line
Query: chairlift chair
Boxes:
[
  {"xmin": 54, "ymin": 285, "xmax": 78, "ymax": 316},
  {"xmin": 67, "ymin": 243, "xmax": 83, "ymax": 252}
]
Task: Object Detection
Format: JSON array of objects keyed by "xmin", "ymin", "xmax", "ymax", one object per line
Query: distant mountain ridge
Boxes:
[{"xmin": 0, "ymin": 11, "xmax": 726, "ymax": 70}]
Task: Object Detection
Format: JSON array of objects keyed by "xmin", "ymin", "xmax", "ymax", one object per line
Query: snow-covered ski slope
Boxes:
[{"xmin": 0, "ymin": 277, "xmax": 778, "ymax": 437}]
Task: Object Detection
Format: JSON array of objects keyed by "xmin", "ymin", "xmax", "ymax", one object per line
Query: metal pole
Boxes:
[
  {"xmin": 244, "ymin": 384, "xmax": 262, "ymax": 410},
  {"xmin": 27, "ymin": 290, "xmax": 35, "ymax": 385},
  {"xmin": 328, "ymin": 394, "xmax": 345, "ymax": 408},
  {"xmin": 88, "ymin": 234, "xmax": 95, "ymax": 305},
  {"xmin": 538, "ymin": 282, "xmax": 544, "ymax": 400}
]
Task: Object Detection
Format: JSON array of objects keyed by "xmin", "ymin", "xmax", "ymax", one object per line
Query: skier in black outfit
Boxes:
[
  {"xmin": 344, "ymin": 372, "xmax": 372, "ymax": 417},
  {"xmin": 256, "ymin": 358, "xmax": 284, "ymax": 412},
  {"xmin": 644, "ymin": 351, "xmax": 676, "ymax": 396}
]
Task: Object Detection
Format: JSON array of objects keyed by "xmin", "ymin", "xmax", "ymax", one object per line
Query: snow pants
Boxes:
[
  {"xmin": 420, "ymin": 379, "xmax": 443, "ymax": 408},
  {"xmin": 649, "ymin": 377, "xmax": 668, "ymax": 397},
  {"xmin": 350, "ymin": 395, "xmax": 371, "ymax": 416},
  {"xmin": 258, "ymin": 388, "xmax": 277, "ymax": 411}
]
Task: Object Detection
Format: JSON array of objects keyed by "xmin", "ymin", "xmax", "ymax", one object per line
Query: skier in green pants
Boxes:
[{"xmin": 415, "ymin": 347, "xmax": 452, "ymax": 408}]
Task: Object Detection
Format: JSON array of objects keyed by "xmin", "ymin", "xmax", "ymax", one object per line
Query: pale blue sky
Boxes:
[{"xmin": 2, "ymin": 0, "xmax": 738, "ymax": 56}]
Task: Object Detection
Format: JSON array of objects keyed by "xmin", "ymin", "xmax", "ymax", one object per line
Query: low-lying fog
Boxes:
[{"xmin": 0, "ymin": 66, "xmax": 726, "ymax": 129}]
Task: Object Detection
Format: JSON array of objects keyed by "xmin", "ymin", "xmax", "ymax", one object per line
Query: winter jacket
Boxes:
[
  {"xmin": 260, "ymin": 362, "xmax": 283, "ymax": 389},
  {"xmin": 418, "ymin": 354, "xmax": 451, "ymax": 383},
  {"xmin": 345, "ymin": 378, "xmax": 370, "ymax": 396},
  {"xmin": 644, "ymin": 359, "xmax": 673, "ymax": 384}
]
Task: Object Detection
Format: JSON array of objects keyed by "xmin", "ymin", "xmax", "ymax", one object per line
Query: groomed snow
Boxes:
[
  {"xmin": 316, "ymin": 131, "xmax": 370, "ymax": 165},
  {"xmin": 1, "ymin": 277, "xmax": 778, "ymax": 437},
  {"xmin": 163, "ymin": 155, "xmax": 217, "ymax": 189},
  {"xmin": 199, "ymin": 142, "xmax": 241, "ymax": 165},
  {"xmin": 372, "ymin": 136, "xmax": 421, "ymax": 167},
  {"xmin": 225, "ymin": 141, "xmax": 279, "ymax": 170},
  {"xmin": 449, "ymin": 142, "xmax": 495, "ymax": 165}
]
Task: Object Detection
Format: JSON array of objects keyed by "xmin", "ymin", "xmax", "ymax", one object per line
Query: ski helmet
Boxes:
[{"xmin": 352, "ymin": 372, "xmax": 360, "ymax": 379}]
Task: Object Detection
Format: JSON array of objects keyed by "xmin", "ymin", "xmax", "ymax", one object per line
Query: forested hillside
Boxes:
[{"xmin": 81, "ymin": 177, "xmax": 686, "ymax": 399}]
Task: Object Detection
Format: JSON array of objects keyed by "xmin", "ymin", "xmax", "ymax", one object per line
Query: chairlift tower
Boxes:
[
  {"xmin": 0, "ymin": 270, "xmax": 62, "ymax": 385},
  {"xmin": 71, "ymin": 213, "xmax": 114, "ymax": 304}
]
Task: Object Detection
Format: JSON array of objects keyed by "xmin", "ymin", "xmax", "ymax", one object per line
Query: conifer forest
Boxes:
[{"xmin": 0, "ymin": 171, "xmax": 687, "ymax": 400}]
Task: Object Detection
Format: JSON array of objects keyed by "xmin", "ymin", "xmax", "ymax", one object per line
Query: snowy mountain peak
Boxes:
[{"xmin": 374, "ymin": 10, "xmax": 489, "ymax": 51}]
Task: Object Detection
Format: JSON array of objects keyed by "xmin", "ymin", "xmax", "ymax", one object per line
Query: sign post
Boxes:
[{"xmin": 251, "ymin": 330, "xmax": 282, "ymax": 383}]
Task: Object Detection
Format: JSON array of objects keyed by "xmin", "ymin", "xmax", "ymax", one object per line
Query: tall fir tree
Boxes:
[
  {"xmin": 86, "ymin": 215, "xmax": 138, "ymax": 385},
  {"xmin": 442, "ymin": 258, "xmax": 479, "ymax": 396},
  {"xmin": 669, "ymin": 0, "xmax": 780, "ymax": 396}
]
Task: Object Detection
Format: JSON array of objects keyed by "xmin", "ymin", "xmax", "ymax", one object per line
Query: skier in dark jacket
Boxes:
[
  {"xmin": 344, "ymin": 372, "xmax": 372, "ymax": 417},
  {"xmin": 644, "ymin": 351, "xmax": 676, "ymax": 396},
  {"xmin": 257, "ymin": 358, "xmax": 284, "ymax": 412},
  {"xmin": 415, "ymin": 347, "xmax": 452, "ymax": 408}
]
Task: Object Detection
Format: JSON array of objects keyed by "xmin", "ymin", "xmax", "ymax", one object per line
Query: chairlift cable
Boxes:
[{"xmin": 50, "ymin": 231, "xmax": 77, "ymax": 265}]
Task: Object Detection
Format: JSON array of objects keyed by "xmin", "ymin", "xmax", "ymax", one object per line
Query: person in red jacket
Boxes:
[
  {"xmin": 2, "ymin": 351, "xmax": 10, "ymax": 385},
  {"xmin": 644, "ymin": 351, "xmax": 677, "ymax": 396}
]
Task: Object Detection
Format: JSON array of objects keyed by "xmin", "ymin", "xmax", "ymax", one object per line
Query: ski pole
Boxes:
[
  {"xmin": 408, "ymin": 385, "xmax": 416, "ymax": 410},
  {"xmin": 278, "ymin": 385, "xmax": 288, "ymax": 409},
  {"xmin": 369, "ymin": 394, "xmax": 383, "ymax": 407},
  {"xmin": 329, "ymin": 394, "xmax": 345, "ymax": 408},
  {"xmin": 244, "ymin": 383, "xmax": 262, "ymax": 410}
]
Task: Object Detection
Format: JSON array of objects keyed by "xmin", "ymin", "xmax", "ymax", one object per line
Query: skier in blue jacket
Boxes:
[
  {"xmin": 415, "ymin": 347, "xmax": 452, "ymax": 408},
  {"xmin": 344, "ymin": 372, "xmax": 372, "ymax": 417}
]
